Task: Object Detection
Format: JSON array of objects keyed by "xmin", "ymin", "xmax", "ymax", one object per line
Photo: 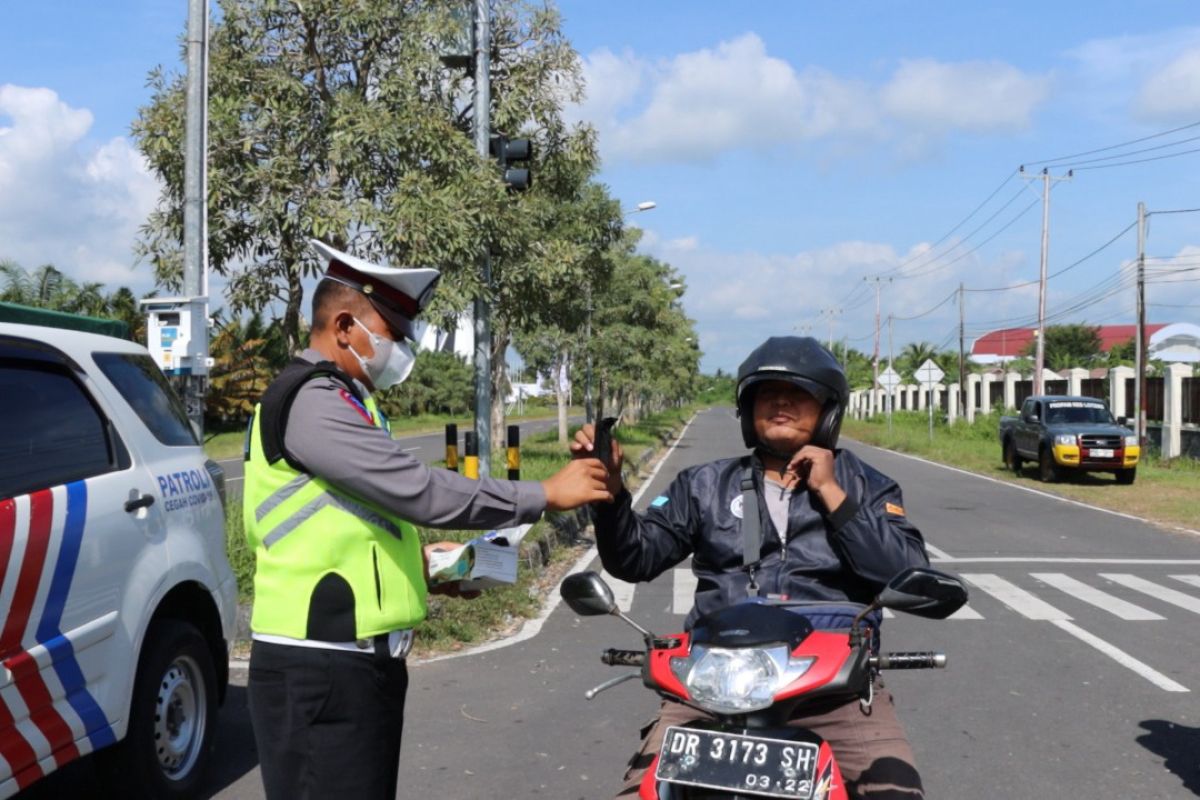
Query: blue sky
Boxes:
[{"xmin": 3, "ymin": 2, "xmax": 1200, "ymax": 372}]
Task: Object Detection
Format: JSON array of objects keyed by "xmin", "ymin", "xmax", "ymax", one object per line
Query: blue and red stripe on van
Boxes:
[{"xmin": 0, "ymin": 482, "xmax": 115, "ymax": 789}]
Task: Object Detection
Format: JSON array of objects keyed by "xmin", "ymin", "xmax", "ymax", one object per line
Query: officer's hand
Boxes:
[
  {"xmin": 423, "ymin": 542, "xmax": 482, "ymax": 599},
  {"xmin": 542, "ymin": 458, "xmax": 614, "ymax": 509},
  {"xmin": 570, "ymin": 423, "xmax": 625, "ymax": 495},
  {"xmin": 785, "ymin": 446, "xmax": 846, "ymax": 512}
]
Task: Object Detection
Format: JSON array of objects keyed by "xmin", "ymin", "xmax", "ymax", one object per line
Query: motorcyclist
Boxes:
[{"xmin": 572, "ymin": 336, "xmax": 930, "ymax": 799}]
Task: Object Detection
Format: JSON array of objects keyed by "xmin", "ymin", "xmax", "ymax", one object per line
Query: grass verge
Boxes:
[
  {"xmin": 842, "ymin": 411, "xmax": 1199, "ymax": 532},
  {"xmin": 224, "ymin": 405, "xmax": 696, "ymax": 656}
]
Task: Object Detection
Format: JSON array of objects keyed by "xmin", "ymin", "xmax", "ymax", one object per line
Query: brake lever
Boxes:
[{"xmin": 585, "ymin": 671, "xmax": 638, "ymax": 700}]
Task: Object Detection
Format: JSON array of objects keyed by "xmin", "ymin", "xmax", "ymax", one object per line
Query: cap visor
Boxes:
[{"xmin": 369, "ymin": 298, "xmax": 417, "ymax": 342}]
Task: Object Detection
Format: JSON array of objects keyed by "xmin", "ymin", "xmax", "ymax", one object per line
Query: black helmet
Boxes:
[{"xmin": 735, "ymin": 336, "xmax": 849, "ymax": 451}]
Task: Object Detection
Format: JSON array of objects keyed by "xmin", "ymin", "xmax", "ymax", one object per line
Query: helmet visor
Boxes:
[{"xmin": 737, "ymin": 373, "xmax": 834, "ymax": 407}]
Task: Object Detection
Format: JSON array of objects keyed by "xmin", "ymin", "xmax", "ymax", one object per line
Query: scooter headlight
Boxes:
[{"xmin": 670, "ymin": 645, "xmax": 814, "ymax": 714}]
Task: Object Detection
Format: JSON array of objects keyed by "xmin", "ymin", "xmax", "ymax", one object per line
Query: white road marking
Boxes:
[
  {"xmin": 1171, "ymin": 574, "xmax": 1200, "ymax": 590},
  {"xmin": 1031, "ymin": 573, "xmax": 1164, "ymax": 620},
  {"xmin": 225, "ymin": 476, "xmax": 244, "ymax": 484},
  {"xmin": 1050, "ymin": 620, "xmax": 1189, "ymax": 693},
  {"xmin": 924, "ymin": 542, "xmax": 953, "ymax": 560},
  {"xmin": 947, "ymin": 604, "xmax": 984, "ymax": 620},
  {"xmin": 963, "ymin": 574, "xmax": 1070, "ymax": 620},
  {"xmin": 1099, "ymin": 574, "xmax": 1200, "ymax": 616},
  {"xmin": 673, "ymin": 570, "xmax": 698, "ymax": 615},
  {"xmin": 932, "ymin": 557, "xmax": 1200, "ymax": 565},
  {"xmin": 403, "ymin": 446, "xmax": 421, "ymax": 452},
  {"xmin": 602, "ymin": 571, "xmax": 638, "ymax": 613}
]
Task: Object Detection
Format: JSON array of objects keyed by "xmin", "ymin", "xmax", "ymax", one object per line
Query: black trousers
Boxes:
[{"xmin": 248, "ymin": 640, "xmax": 409, "ymax": 799}]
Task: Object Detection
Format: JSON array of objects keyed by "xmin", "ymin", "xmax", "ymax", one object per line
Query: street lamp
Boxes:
[{"xmin": 585, "ymin": 200, "xmax": 658, "ymax": 424}]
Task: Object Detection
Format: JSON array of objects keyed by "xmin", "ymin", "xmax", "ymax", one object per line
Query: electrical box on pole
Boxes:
[{"xmin": 141, "ymin": 297, "xmax": 212, "ymax": 377}]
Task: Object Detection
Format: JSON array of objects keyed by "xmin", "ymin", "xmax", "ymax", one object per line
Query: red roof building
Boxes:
[{"xmin": 970, "ymin": 324, "xmax": 1169, "ymax": 364}]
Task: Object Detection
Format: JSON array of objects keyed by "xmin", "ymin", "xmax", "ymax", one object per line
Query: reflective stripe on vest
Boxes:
[{"xmin": 261, "ymin": 488, "xmax": 404, "ymax": 549}]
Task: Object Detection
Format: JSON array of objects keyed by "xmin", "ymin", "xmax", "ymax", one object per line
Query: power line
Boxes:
[
  {"xmin": 1045, "ymin": 132, "xmax": 1200, "ymax": 168},
  {"xmin": 900, "ymin": 196, "xmax": 1041, "ymax": 280},
  {"xmin": 965, "ymin": 219, "xmax": 1137, "ymax": 293},
  {"xmin": 1069, "ymin": 145, "xmax": 1200, "ymax": 172},
  {"xmin": 892, "ymin": 288, "xmax": 958, "ymax": 321},
  {"xmin": 1022, "ymin": 119, "xmax": 1200, "ymax": 167}
]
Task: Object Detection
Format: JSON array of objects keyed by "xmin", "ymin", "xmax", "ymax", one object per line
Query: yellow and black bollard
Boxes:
[
  {"xmin": 444, "ymin": 423, "xmax": 459, "ymax": 472},
  {"xmin": 506, "ymin": 424, "xmax": 520, "ymax": 480},
  {"xmin": 463, "ymin": 431, "xmax": 479, "ymax": 479}
]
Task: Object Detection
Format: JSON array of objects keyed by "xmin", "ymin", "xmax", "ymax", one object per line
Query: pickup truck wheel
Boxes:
[
  {"xmin": 100, "ymin": 619, "xmax": 218, "ymax": 799},
  {"xmin": 1116, "ymin": 468, "xmax": 1137, "ymax": 485},
  {"xmin": 1038, "ymin": 448, "xmax": 1059, "ymax": 482},
  {"xmin": 1004, "ymin": 440, "xmax": 1023, "ymax": 474}
]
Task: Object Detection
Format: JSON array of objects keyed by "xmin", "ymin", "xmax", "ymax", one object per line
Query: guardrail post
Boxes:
[
  {"xmin": 464, "ymin": 431, "xmax": 479, "ymax": 479},
  {"xmin": 507, "ymin": 424, "xmax": 520, "ymax": 480},
  {"xmin": 445, "ymin": 423, "xmax": 459, "ymax": 472}
]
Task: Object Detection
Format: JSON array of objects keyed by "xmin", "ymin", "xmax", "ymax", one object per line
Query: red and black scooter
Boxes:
[{"xmin": 561, "ymin": 566, "xmax": 968, "ymax": 800}]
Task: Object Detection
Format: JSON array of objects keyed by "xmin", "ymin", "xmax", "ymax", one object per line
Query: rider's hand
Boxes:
[
  {"xmin": 570, "ymin": 423, "xmax": 625, "ymax": 497},
  {"xmin": 542, "ymin": 458, "xmax": 614, "ymax": 510},
  {"xmin": 786, "ymin": 445, "xmax": 846, "ymax": 513}
]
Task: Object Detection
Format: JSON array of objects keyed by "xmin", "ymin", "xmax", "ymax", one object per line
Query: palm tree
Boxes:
[{"xmin": 898, "ymin": 341, "xmax": 939, "ymax": 380}]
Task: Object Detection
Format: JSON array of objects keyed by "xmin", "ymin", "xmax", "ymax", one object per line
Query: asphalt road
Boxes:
[{"xmin": 27, "ymin": 407, "xmax": 1200, "ymax": 798}]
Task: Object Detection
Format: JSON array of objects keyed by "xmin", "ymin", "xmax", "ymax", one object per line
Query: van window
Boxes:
[
  {"xmin": 0, "ymin": 362, "xmax": 117, "ymax": 499},
  {"xmin": 94, "ymin": 353, "xmax": 198, "ymax": 446}
]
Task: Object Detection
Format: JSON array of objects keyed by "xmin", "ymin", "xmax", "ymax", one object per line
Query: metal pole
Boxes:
[
  {"xmin": 584, "ymin": 286, "xmax": 594, "ymax": 424},
  {"xmin": 472, "ymin": 0, "xmax": 492, "ymax": 474},
  {"xmin": 182, "ymin": 0, "xmax": 209, "ymax": 437},
  {"xmin": 887, "ymin": 313, "xmax": 894, "ymax": 435},
  {"xmin": 1034, "ymin": 169, "xmax": 1050, "ymax": 397},
  {"xmin": 958, "ymin": 282, "xmax": 966, "ymax": 415},
  {"xmin": 1135, "ymin": 201, "xmax": 1146, "ymax": 445}
]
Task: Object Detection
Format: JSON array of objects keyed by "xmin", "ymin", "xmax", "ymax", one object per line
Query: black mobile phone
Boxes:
[{"xmin": 594, "ymin": 417, "xmax": 618, "ymax": 468}]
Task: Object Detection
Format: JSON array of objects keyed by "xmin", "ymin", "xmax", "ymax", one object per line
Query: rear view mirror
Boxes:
[
  {"xmin": 561, "ymin": 571, "xmax": 617, "ymax": 616},
  {"xmin": 877, "ymin": 567, "xmax": 968, "ymax": 620}
]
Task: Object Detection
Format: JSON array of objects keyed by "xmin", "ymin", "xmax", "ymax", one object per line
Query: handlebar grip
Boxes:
[
  {"xmin": 871, "ymin": 651, "xmax": 946, "ymax": 670},
  {"xmin": 601, "ymin": 649, "xmax": 645, "ymax": 667}
]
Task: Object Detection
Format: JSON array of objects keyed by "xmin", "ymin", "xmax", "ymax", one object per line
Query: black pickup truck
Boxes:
[{"xmin": 999, "ymin": 395, "xmax": 1140, "ymax": 484}]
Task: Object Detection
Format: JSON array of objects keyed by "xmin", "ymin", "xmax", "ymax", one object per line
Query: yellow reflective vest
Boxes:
[{"xmin": 243, "ymin": 368, "xmax": 426, "ymax": 640}]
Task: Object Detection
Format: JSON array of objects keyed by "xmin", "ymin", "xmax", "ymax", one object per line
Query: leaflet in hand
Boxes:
[{"xmin": 427, "ymin": 524, "xmax": 533, "ymax": 589}]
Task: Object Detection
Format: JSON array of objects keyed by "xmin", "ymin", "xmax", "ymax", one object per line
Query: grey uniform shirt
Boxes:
[{"xmin": 282, "ymin": 349, "xmax": 546, "ymax": 529}]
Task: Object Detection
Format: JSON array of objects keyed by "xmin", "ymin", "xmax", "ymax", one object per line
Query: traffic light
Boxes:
[{"xmin": 489, "ymin": 134, "xmax": 533, "ymax": 191}]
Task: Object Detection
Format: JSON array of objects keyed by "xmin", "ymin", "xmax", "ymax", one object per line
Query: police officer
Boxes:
[
  {"xmin": 572, "ymin": 336, "xmax": 931, "ymax": 799},
  {"xmin": 244, "ymin": 240, "xmax": 612, "ymax": 799}
]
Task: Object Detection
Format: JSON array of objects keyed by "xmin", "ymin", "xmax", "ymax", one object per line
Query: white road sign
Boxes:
[
  {"xmin": 915, "ymin": 359, "xmax": 945, "ymax": 384},
  {"xmin": 878, "ymin": 366, "xmax": 901, "ymax": 389}
]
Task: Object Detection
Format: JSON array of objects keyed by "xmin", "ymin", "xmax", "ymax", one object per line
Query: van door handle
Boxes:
[{"xmin": 125, "ymin": 492, "xmax": 156, "ymax": 513}]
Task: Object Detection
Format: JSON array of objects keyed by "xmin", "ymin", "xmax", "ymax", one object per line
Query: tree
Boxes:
[
  {"xmin": 897, "ymin": 341, "xmax": 939, "ymax": 381},
  {"xmin": 134, "ymin": 0, "xmax": 612, "ymax": 452},
  {"xmin": 0, "ymin": 259, "xmax": 145, "ymax": 340},
  {"xmin": 1020, "ymin": 324, "xmax": 1102, "ymax": 371}
]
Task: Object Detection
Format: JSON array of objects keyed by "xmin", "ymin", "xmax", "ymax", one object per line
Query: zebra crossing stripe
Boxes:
[
  {"xmin": 601, "ymin": 571, "xmax": 637, "ymax": 613},
  {"xmin": 962, "ymin": 574, "xmax": 1070, "ymax": 620},
  {"xmin": 1170, "ymin": 575, "xmax": 1200, "ymax": 591},
  {"xmin": 1099, "ymin": 574, "xmax": 1200, "ymax": 615},
  {"xmin": 1049, "ymin": 620, "xmax": 1189, "ymax": 693},
  {"xmin": 1031, "ymin": 573, "xmax": 1164, "ymax": 621}
]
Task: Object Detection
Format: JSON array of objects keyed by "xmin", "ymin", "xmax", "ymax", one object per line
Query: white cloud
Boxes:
[
  {"xmin": 881, "ymin": 59, "xmax": 1050, "ymax": 134},
  {"xmin": 1135, "ymin": 49, "xmax": 1200, "ymax": 122},
  {"xmin": 0, "ymin": 85, "xmax": 159, "ymax": 291},
  {"xmin": 575, "ymin": 35, "xmax": 1049, "ymax": 165}
]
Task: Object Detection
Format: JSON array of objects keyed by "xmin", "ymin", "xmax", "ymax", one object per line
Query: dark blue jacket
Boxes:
[{"xmin": 595, "ymin": 449, "xmax": 929, "ymax": 630}]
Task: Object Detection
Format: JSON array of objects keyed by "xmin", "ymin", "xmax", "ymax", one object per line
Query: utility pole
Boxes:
[
  {"xmin": 888, "ymin": 312, "xmax": 895, "ymax": 435},
  {"xmin": 958, "ymin": 282, "xmax": 966, "ymax": 415},
  {"xmin": 182, "ymin": 0, "xmax": 210, "ymax": 436},
  {"xmin": 1020, "ymin": 166, "xmax": 1072, "ymax": 395},
  {"xmin": 472, "ymin": 0, "xmax": 493, "ymax": 474},
  {"xmin": 866, "ymin": 277, "xmax": 891, "ymax": 416},
  {"xmin": 1134, "ymin": 201, "xmax": 1147, "ymax": 445},
  {"xmin": 821, "ymin": 307, "xmax": 842, "ymax": 359}
]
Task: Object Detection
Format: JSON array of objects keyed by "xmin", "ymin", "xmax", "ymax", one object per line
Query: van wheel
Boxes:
[
  {"xmin": 1038, "ymin": 448, "xmax": 1058, "ymax": 482},
  {"xmin": 1116, "ymin": 468, "xmax": 1137, "ymax": 485},
  {"xmin": 101, "ymin": 620, "xmax": 217, "ymax": 799},
  {"xmin": 1004, "ymin": 440, "xmax": 1023, "ymax": 474}
]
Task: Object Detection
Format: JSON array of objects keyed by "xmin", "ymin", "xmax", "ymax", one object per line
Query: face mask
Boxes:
[{"xmin": 350, "ymin": 318, "xmax": 416, "ymax": 390}]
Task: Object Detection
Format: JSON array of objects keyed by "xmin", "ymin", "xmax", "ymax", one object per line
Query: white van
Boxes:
[{"xmin": 0, "ymin": 320, "xmax": 236, "ymax": 798}]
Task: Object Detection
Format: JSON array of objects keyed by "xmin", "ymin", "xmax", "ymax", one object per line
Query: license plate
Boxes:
[
  {"xmin": 656, "ymin": 726, "xmax": 820, "ymax": 798},
  {"xmin": 1089, "ymin": 448, "xmax": 1114, "ymax": 458}
]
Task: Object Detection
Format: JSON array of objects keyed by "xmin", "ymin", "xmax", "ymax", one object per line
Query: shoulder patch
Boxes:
[
  {"xmin": 885, "ymin": 502, "xmax": 905, "ymax": 516},
  {"xmin": 338, "ymin": 388, "xmax": 374, "ymax": 423},
  {"xmin": 650, "ymin": 495, "xmax": 669, "ymax": 508}
]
